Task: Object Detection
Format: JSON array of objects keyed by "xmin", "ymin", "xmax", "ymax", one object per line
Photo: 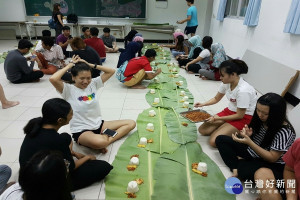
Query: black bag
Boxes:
[{"xmin": 67, "ymin": 14, "xmax": 78, "ymax": 23}]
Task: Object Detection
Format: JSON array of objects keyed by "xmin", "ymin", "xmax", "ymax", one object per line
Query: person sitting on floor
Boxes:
[
  {"xmin": 35, "ymin": 36, "xmax": 65, "ymax": 75},
  {"xmin": 100, "ymin": 27, "xmax": 119, "ymax": 53},
  {"xmin": 80, "ymin": 27, "xmax": 91, "ymax": 40},
  {"xmin": 50, "ymin": 55, "xmax": 136, "ymax": 151},
  {"xmin": 19, "ymin": 98, "xmax": 113, "ymax": 191},
  {"xmin": 56, "ymin": 26, "xmax": 73, "ymax": 58},
  {"xmin": 0, "ymin": 83, "xmax": 19, "ymax": 109},
  {"xmin": 177, "ymin": 35, "xmax": 202, "ymax": 67},
  {"xmin": 35, "ymin": 30, "xmax": 51, "ymax": 52},
  {"xmin": 162, "ymin": 35, "xmax": 189, "ymax": 58},
  {"xmin": 0, "ymin": 145, "xmax": 14, "ymax": 195},
  {"xmin": 124, "ymin": 30, "xmax": 138, "ymax": 48},
  {"xmin": 194, "ymin": 59, "xmax": 257, "ymax": 147},
  {"xmin": 4, "ymin": 39, "xmax": 44, "ymax": 84},
  {"xmin": 185, "ymin": 36, "xmax": 213, "ymax": 74},
  {"xmin": 216, "ymin": 93, "xmax": 296, "ymax": 200},
  {"xmin": 122, "ymin": 49, "xmax": 161, "ymax": 89},
  {"xmin": 195, "ymin": 43, "xmax": 228, "ymax": 81},
  {"xmin": 1, "ymin": 150, "xmax": 73, "ymax": 200},
  {"xmin": 117, "ymin": 41, "xmax": 143, "ymax": 68},
  {"xmin": 283, "ymin": 138, "xmax": 300, "ymax": 200},
  {"xmin": 84, "ymin": 27, "xmax": 106, "ymax": 63}
]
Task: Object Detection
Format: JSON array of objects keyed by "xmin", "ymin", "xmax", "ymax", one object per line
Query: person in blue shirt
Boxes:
[{"xmin": 177, "ymin": 0, "xmax": 198, "ymax": 37}]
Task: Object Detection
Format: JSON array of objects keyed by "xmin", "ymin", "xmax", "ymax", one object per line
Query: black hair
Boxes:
[
  {"xmin": 19, "ymin": 150, "xmax": 72, "ymax": 200},
  {"xmin": 249, "ymin": 93, "xmax": 295, "ymax": 148},
  {"xmin": 52, "ymin": 3, "xmax": 60, "ymax": 14},
  {"xmin": 175, "ymin": 35, "xmax": 184, "ymax": 51},
  {"xmin": 82, "ymin": 27, "xmax": 89, "ymax": 33},
  {"xmin": 70, "ymin": 62, "xmax": 92, "ymax": 77},
  {"xmin": 124, "ymin": 30, "xmax": 138, "ymax": 47},
  {"xmin": 145, "ymin": 49, "xmax": 157, "ymax": 58},
  {"xmin": 137, "ymin": 41, "xmax": 144, "ymax": 57},
  {"xmin": 90, "ymin": 27, "xmax": 99, "ymax": 36},
  {"xmin": 23, "ymin": 98, "xmax": 71, "ymax": 137},
  {"xmin": 202, "ymin": 36, "xmax": 213, "ymax": 52},
  {"xmin": 42, "ymin": 30, "xmax": 51, "ymax": 37},
  {"xmin": 62, "ymin": 26, "xmax": 70, "ymax": 31},
  {"xmin": 18, "ymin": 39, "xmax": 33, "ymax": 49},
  {"xmin": 219, "ymin": 59, "xmax": 248, "ymax": 75},
  {"xmin": 41, "ymin": 36, "xmax": 54, "ymax": 47},
  {"xmin": 103, "ymin": 27, "xmax": 110, "ymax": 33},
  {"xmin": 186, "ymin": 0, "xmax": 194, "ymax": 3}
]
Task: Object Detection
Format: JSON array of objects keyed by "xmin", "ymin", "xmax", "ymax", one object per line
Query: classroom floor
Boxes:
[{"xmin": 0, "ymin": 40, "xmax": 259, "ymax": 200}]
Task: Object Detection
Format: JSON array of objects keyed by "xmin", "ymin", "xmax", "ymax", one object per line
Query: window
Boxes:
[{"xmin": 225, "ymin": 0, "xmax": 249, "ymax": 18}]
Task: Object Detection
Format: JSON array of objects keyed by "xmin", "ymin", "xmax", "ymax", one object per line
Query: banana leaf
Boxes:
[
  {"xmin": 137, "ymin": 107, "xmax": 180, "ymax": 154},
  {"xmin": 164, "ymin": 108, "xmax": 198, "ymax": 144},
  {"xmin": 105, "ymin": 132, "xmax": 160, "ymax": 200},
  {"xmin": 152, "ymin": 142, "xmax": 235, "ymax": 200},
  {"xmin": 160, "ymin": 65, "xmax": 180, "ymax": 74},
  {"xmin": 145, "ymin": 89, "xmax": 194, "ymax": 109}
]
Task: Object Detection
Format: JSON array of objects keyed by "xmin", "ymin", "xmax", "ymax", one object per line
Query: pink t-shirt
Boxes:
[{"xmin": 283, "ymin": 138, "xmax": 300, "ymax": 199}]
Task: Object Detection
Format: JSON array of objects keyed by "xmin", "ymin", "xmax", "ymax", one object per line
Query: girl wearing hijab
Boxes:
[
  {"xmin": 177, "ymin": 35, "xmax": 202, "ymax": 67},
  {"xmin": 117, "ymin": 41, "xmax": 144, "ymax": 68}
]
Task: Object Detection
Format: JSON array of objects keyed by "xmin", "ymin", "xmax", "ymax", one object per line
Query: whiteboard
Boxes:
[
  {"xmin": 242, "ymin": 49, "xmax": 298, "ymax": 96},
  {"xmin": 0, "ymin": 0, "xmax": 26, "ymax": 22}
]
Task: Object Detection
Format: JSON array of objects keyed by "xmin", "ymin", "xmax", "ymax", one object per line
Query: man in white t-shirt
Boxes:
[{"xmin": 35, "ymin": 36, "xmax": 65, "ymax": 75}]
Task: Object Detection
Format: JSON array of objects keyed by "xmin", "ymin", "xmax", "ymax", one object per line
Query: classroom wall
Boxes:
[
  {"xmin": 0, "ymin": 0, "xmax": 212, "ymax": 40},
  {"xmin": 209, "ymin": 0, "xmax": 300, "ymax": 98}
]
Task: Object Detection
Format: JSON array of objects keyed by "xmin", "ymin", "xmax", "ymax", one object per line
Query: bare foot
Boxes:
[
  {"xmin": 201, "ymin": 76, "xmax": 209, "ymax": 80},
  {"xmin": 131, "ymin": 85, "xmax": 146, "ymax": 89},
  {"xmin": 100, "ymin": 148, "xmax": 108, "ymax": 154},
  {"xmin": 2, "ymin": 100, "xmax": 20, "ymax": 109},
  {"xmin": 187, "ymin": 71, "xmax": 194, "ymax": 74}
]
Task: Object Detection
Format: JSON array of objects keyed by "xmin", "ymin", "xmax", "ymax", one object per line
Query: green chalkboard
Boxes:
[{"xmin": 24, "ymin": 0, "xmax": 146, "ymax": 18}]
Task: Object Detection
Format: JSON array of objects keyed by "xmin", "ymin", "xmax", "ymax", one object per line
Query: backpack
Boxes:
[
  {"xmin": 116, "ymin": 60, "xmax": 129, "ymax": 83},
  {"xmin": 48, "ymin": 18, "xmax": 56, "ymax": 29},
  {"xmin": 67, "ymin": 14, "xmax": 78, "ymax": 23}
]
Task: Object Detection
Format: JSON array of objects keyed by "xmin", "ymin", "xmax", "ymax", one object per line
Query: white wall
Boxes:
[{"xmin": 209, "ymin": 0, "xmax": 300, "ymax": 98}]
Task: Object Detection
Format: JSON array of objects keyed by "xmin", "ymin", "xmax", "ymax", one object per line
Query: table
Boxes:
[
  {"xmin": 0, "ymin": 22, "xmax": 26, "ymax": 39},
  {"xmin": 25, "ymin": 22, "xmax": 76, "ymax": 40}
]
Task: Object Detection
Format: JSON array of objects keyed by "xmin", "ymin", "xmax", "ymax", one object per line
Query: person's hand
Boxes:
[
  {"xmin": 87, "ymin": 155, "xmax": 96, "ymax": 160},
  {"xmin": 205, "ymin": 115, "xmax": 220, "ymax": 123},
  {"xmin": 71, "ymin": 55, "xmax": 81, "ymax": 64},
  {"xmin": 156, "ymin": 68, "xmax": 162, "ymax": 74},
  {"xmin": 241, "ymin": 125, "xmax": 253, "ymax": 137},
  {"xmin": 176, "ymin": 20, "xmax": 182, "ymax": 24},
  {"xmin": 194, "ymin": 102, "xmax": 204, "ymax": 108},
  {"xmin": 232, "ymin": 131, "xmax": 252, "ymax": 145}
]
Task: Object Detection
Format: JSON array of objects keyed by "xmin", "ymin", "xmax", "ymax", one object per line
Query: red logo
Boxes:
[{"xmin": 230, "ymin": 98, "xmax": 236, "ymax": 102}]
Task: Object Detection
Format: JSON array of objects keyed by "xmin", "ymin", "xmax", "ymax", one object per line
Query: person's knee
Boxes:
[
  {"xmin": 128, "ymin": 120, "xmax": 136, "ymax": 130},
  {"xmin": 0, "ymin": 165, "xmax": 12, "ymax": 177},
  {"xmin": 254, "ymin": 168, "xmax": 273, "ymax": 180},
  {"xmin": 198, "ymin": 125, "xmax": 210, "ymax": 136}
]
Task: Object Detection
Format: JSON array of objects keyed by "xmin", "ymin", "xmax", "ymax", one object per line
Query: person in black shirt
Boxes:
[
  {"xmin": 52, "ymin": 3, "xmax": 64, "ymax": 39},
  {"xmin": 19, "ymin": 98, "xmax": 113, "ymax": 190},
  {"xmin": 61, "ymin": 37, "xmax": 102, "ymax": 82}
]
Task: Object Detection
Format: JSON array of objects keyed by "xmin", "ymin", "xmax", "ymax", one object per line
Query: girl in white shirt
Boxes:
[
  {"xmin": 50, "ymin": 55, "xmax": 136, "ymax": 152},
  {"xmin": 194, "ymin": 59, "xmax": 257, "ymax": 147},
  {"xmin": 185, "ymin": 36, "xmax": 213, "ymax": 73}
]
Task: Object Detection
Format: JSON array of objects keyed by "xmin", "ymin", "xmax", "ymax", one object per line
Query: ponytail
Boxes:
[
  {"xmin": 23, "ymin": 117, "xmax": 43, "ymax": 137},
  {"xmin": 219, "ymin": 59, "xmax": 248, "ymax": 75}
]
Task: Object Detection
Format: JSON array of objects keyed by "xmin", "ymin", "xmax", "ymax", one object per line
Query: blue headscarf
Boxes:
[
  {"xmin": 117, "ymin": 41, "xmax": 142, "ymax": 68},
  {"xmin": 188, "ymin": 35, "xmax": 202, "ymax": 58},
  {"xmin": 211, "ymin": 43, "xmax": 228, "ymax": 68}
]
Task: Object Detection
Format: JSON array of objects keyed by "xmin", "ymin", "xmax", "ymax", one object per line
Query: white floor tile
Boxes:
[
  {"xmin": 0, "ymin": 106, "xmax": 28, "ymax": 120},
  {"xmin": 0, "ymin": 138, "xmax": 23, "ymax": 162},
  {"xmin": 16, "ymin": 107, "xmax": 42, "ymax": 120},
  {"xmin": 0, "ymin": 120, "xmax": 27, "ymax": 139}
]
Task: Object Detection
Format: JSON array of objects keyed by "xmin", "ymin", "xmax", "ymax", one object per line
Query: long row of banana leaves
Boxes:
[{"xmin": 105, "ymin": 46, "xmax": 234, "ymax": 200}]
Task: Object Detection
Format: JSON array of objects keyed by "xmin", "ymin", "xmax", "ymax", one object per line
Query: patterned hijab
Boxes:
[
  {"xmin": 188, "ymin": 35, "xmax": 202, "ymax": 58},
  {"xmin": 211, "ymin": 43, "xmax": 228, "ymax": 68}
]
